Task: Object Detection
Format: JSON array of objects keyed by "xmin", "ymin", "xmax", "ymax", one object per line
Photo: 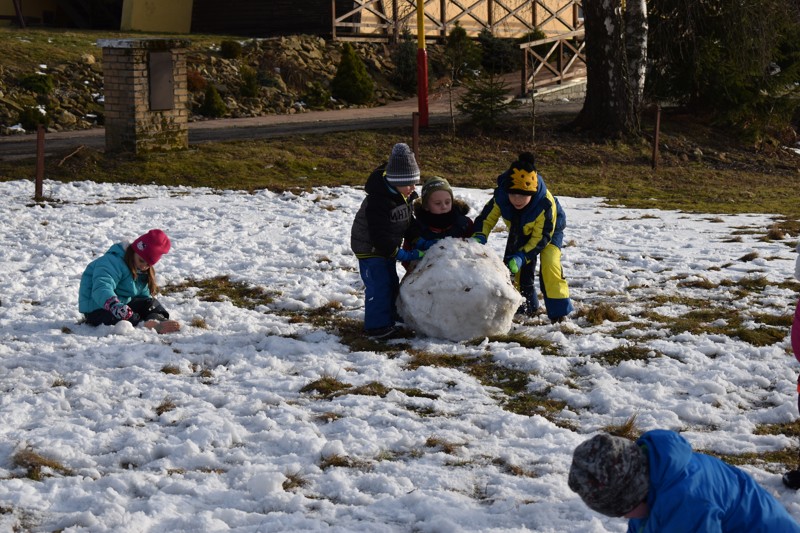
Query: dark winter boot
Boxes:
[{"xmin": 783, "ymin": 469, "xmax": 800, "ymax": 490}]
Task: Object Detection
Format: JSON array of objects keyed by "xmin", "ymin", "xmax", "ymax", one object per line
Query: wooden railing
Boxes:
[
  {"xmin": 332, "ymin": 0, "xmax": 583, "ymax": 42},
  {"xmin": 519, "ymin": 28, "xmax": 585, "ymax": 94}
]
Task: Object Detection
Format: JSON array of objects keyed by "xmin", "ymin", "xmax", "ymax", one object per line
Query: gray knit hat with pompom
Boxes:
[
  {"xmin": 384, "ymin": 143, "xmax": 420, "ymax": 187},
  {"xmin": 568, "ymin": 433, "xmax": 650, "ymax": 517}
]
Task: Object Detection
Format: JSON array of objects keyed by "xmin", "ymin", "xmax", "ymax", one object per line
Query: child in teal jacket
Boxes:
[{"xmin": 78, "ymin": 229, "xmax": 180, "ymax": 334}]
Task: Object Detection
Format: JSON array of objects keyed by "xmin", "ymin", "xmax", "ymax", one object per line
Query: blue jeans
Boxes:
[{"xmin": 358, "ymin": 257, "xmax": 399, "ymax": 332}]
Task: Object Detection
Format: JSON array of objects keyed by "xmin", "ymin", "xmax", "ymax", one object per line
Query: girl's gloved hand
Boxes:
[{"xmin": 104, "ymin": 297, "xmax": 133, "ymax": 320}]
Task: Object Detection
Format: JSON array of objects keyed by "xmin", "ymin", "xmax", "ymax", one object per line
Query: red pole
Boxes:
[{"xmin": 416, "ymin": 2, "xmax": 429, "ymax": 127}]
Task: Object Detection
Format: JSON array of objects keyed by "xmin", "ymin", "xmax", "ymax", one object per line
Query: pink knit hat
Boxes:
[{"xmin": 131, "ymin": 229, "xmax": 171, "ymax": 266}]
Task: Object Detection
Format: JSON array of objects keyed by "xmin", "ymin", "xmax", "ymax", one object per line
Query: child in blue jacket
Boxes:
[
  {"xmin": 472, "ymin": 152, "xmax": 573, "ymax": 322},
  {"xmin": 78, "ymin": 229, "xmax": 180, "ymax": 334},
  {"xmin": 569, "ymin": 430, "xmax": 800, "ymax": 532}
]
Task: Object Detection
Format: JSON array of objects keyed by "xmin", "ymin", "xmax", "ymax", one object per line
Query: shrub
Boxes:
[
  {"xmin": 199, "ymin": 84, "xmax": 226, "ymax": 117},
  {"xmin": 187, "ymin": 69, "xmax": 207, "ymax": 92},
  {"xmin": 302, "ymin": 81, "xmax": 331, "ymax": 110},
  {"xmin": 477, "ymin": 29, "xmax": 520, "ymax": 74},
  {"xmin": 239, "ymin": 66, "xmax": 259, "ymax": 97},
  {"xmin": 444, "ymin": 23, "xmax": 482, "ymax": 84},
  {"xmin": 219, "ymin": 40, "xmax": 242, "ymax": 59},
  {"xmin": 456, "ymin": 72, "xmax": 520, "ymax": 130},
  {"xmin": 17, "ymin": 106, "xmax": 50, "ymax": 131},
  {"xmin": 19, "ymin": 73, "xmax": 54, "ymax": 95},
  {"xmin": 390, "ymin": 31, "xmax": 418, "ymax": 93},
  {"xmin": 331, "ymin": 42, "xmax": 374, "ymax": 105}
]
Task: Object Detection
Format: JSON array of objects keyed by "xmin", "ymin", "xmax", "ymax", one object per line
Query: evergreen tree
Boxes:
[
  {"xmin": 456, "ymin": 72, "xmax": 520, "ymax": 130},
  {"xmin": 331, "ymin": 43, "xmax": 374, "ymax": 105}
]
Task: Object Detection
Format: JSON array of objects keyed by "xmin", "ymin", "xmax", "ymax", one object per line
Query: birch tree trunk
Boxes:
[{"xmin": 574, "ymin": 0, "xmax": 648, "ymax": 138}]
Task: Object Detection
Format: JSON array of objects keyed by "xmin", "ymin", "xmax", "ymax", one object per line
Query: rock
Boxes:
[{"xmin": 397, "ymin": 238, "xmax": 523, "ymax": 341}]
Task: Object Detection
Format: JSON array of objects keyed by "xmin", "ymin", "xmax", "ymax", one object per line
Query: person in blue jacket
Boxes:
[
  {"xmin": 568, "ymin": 430, "xmax": 800, "ymax": 532},
  {"xmin": 79, "ymin": 229, "xmax": 180, "ymax": 334},
  {"xmin": 472, "ymin": 152, "xmax": 573, "ymax": 322}
]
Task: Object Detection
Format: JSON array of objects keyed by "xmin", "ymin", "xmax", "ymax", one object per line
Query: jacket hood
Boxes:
[{"xmin": 637, "ymin": 430, "xmax": 693, "ymax": 493}]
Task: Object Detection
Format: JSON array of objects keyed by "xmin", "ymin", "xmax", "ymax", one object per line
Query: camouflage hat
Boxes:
[{"xmin": 568, "ymin": 434, "xmax": 649, "ymax": 517}]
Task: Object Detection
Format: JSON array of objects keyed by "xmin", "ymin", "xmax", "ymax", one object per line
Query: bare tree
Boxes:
[{"xmin": 573, "ymin": 0, "xmax": 648, "ymax": 138}]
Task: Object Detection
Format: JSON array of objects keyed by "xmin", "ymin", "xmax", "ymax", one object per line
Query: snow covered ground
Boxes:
[{"xmin": 0, "ymin": 178, "xmax": 799, "ymax": 532}]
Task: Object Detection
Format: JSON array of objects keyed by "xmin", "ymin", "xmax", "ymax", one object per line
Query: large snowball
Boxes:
[{"xmin": 397, "ymin": 238, "xmax": 523, "ymax": 341}]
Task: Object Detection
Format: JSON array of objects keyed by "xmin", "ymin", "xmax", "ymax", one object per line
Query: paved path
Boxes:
[{"xmin": 0, "ymin": 78, "xmax": 583, "ymax": 161}]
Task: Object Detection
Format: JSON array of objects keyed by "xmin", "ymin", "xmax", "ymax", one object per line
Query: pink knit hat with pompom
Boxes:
[{"xmin": 131, "ymin": 229, "xmax": 171, "ymax": 266}]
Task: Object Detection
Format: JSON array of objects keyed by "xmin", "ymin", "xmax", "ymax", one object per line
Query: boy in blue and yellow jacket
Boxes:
[{"xmin": 472, "ymin": 152, "xmax": 573, "ymax": 322}]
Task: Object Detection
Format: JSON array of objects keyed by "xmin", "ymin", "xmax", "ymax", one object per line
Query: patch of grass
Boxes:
[
  {"xmin": 315, "ymin": 411, "xmax": 342, "ymax": 423},
  {"xmin": 754, "ymin": 420, "xmax": 800, "ymax": 438},
  {"xmin": 425, "ymin": 436, "xmax": 463, "ymax": 454},
  {"xmin": 397, "ymin": 387, "xmax": 439, "ymax": 400},
  {"xmin": 343, "ymin": 381, "xmax": 391, "ymax": 397},
  {"xmin": 738, "ymin": 252, "xmax": 760, "ymax": 262},
  {"xmin": 190, "ymin": 317, "xmax": 209, "ymax": 329},
  {"xmin": 578, "ymin": 302, "xmax": 629, "ymax": 325},
  {"xmin": 154, "ymin": 397, "xmax": 177, "ymax": 416},
  {"xmin": 593, "ymin": 344, "xmax": 654, "ymax": 365},
  {"xmin": 730, "ymin": 326, "xmax": 788, "ymax": 347},
  {"xmin": 601, "ymin": 414, "xmax": 641, "ymax": 439},
  {"xmin": 676, "ymin": 277, "xmax": 718, "ymax": 289},
  {"xmin": 13, "ymin": 449, "xmax": 73, "ymax": 480},
  {"xmin": 492, "ymin": 457, "xmax": 538, "ymax": 477},
  {"xmin": 406, "ymin": 348, "xmax": 471, "ymax": 369},
  {"xmin": 163, "ymin": 275, "xmax": 278, "ymax": 310},
  {"xmin": 161, "ymin": 365, "xmax": 181, "ymax": 375},
  {"xmin": 479, "ymin": 332, "xmax": 557, "ymax": 353},
  {"xmin": 701, "ymin": 447, "xmax": 798, "ymax": 471},
  {"xmin": 300, "ymin": 376, "xmax": 351, "ymax": 397},
  {"xmin": 51, "ymin": 377, "xmax": 71, "ymax": 388},
  {"xmin": 751, "ymin": 313, "xmax": 793, "ymax": 328},
  {"xmin": 283, "ymin": 471, "xmax": 310, "ymax": 491}
]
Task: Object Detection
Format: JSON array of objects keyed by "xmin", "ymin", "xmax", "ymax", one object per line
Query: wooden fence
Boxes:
[
  {"xmin": 520, "ymin": 28, "xmax": 585, "ymax": 93},
  {"xmin": 332, "ymin": 0, "xmax": 583, "ymax": 41}
]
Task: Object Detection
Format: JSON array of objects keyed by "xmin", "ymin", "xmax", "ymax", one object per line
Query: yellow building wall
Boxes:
[
  {"xmin": 0, "ymin": 0, "xmax": 57, "ymax": 26},
  {"xmin": 121, "ymin": 0, "xmax": 193, "ymax": 33}
]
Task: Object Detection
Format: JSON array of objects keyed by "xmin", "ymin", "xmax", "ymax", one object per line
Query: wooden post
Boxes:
[
  {"xmin": 331, "ymin": 0, "xmax": 337, "ymax": 40},
  {"xmin": 651, "ymin": 105, "xmax": 661, "ymax": 170},
  {"xmin": 412, "ymin": 112, "xmax": 420, "ymax": 157},
  {"xmin": 440, "ymin": 0, "xmax": 447, "ymax": 39},
  {"xmin": 393, "ymin": 0, "xmax": 399, "ymax": 44},
  {"xmin": 35, "ymin": 124, "xmax": 45, "ymax": 201},
  {"xmin": 520, "ymin": 48, "xmax": 528, "ymax": 96},
  {"xmin": 12, "ymin": 0, "xmax": 25, "ymax": 28}
]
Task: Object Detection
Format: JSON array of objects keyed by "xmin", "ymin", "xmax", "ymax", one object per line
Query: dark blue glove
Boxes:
[
  {"xmin": 104, "ymin": 296, "xmax": 133, "ymax": 320},
  {"xmin": 415, "ymin": 238, "xmax": 436, "ymax": 251},
  {"xmin": 396, "ymin": 248, "xmax": 425, "ymax": 262},
  {"xmin": 472, "ymin": 233, "xmax": 487, "ymax": 245},
  {"xmin": 506, "ymin": 253, "xmax": 525, "ymax": 274}
]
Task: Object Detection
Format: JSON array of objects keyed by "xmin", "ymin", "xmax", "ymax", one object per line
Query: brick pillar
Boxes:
[{"xmin": 98, "ymin": 38, "xmax": 191, "ymax": 154}]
